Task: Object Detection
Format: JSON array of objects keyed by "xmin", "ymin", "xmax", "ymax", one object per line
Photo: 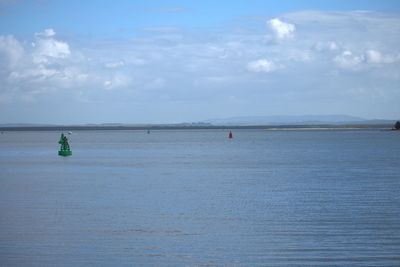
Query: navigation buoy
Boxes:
[
  {"xmin": 58, "ymin": 133, "xmax": 72, "ymax": 156},
  {"xmin": 228, "ymin": 131, "xmax": 233, "ymax": 139}
]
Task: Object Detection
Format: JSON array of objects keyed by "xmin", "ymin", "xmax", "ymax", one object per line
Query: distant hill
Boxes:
[
  {"xmin": 0, "ymin": 123, "xmax": 55, "ymax": 127},
  {"xmin": 203, "ymin": 115, "xmax": 395, "ymax": 125},
  {"xmin": 0, "ymin": 115, "xmax": 396, "ymax": 131}
]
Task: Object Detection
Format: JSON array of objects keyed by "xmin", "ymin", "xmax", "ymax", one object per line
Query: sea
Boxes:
[{"xmin": 0, "ymin": 129, "xmax": 399, "ymax": 266}]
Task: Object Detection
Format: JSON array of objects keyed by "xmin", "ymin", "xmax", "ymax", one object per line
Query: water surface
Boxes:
[{"xmin": 0, "ymin": 129, "xmax": 399, "ymax": 266}]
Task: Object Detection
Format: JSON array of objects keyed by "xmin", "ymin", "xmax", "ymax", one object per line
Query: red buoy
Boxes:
[{"xmin": 228, "ymin": 131, "xmax": 233, "ymax": 139}]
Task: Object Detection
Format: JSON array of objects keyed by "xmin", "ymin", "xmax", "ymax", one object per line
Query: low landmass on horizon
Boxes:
[{"xmin": 0, "ymin": 114, "xmax": 397, "ymax": 131}]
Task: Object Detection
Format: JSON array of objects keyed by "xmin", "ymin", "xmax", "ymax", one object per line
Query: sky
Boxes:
[{"xmin": 1, "ymin": 0, "xmax": 400, "ymax": 124}]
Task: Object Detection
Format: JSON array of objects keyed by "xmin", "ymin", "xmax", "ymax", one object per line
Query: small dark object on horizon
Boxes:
[{"xmin": 393, "ymin": 121, "xmax": 400, "ymax": 130}]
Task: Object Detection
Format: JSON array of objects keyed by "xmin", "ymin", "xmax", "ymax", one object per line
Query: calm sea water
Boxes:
[{"xmin": 0, "ymin": 129, "xmax": 399, "ymax": 266}]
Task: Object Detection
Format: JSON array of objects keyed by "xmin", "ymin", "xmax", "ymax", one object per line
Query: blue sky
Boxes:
[
  {"xmin": 1, "ymin": 1, "xmax": 400, "ymax": 123},
  {"xmin": 2, "ymin": 1, "xmax": 399, "ymax": 36}
]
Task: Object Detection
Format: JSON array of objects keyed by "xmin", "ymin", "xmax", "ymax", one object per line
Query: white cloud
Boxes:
[
  {"xmin": 103, "ymin": 80, "xmax": 112, "ymax": 88},
  {"xmin": 105, "ymin": 60, "xmax": 125, "ymax": 68},
  {"xmin": 329, "ymin": 42, "xmax": 339, "ymax": 51},
  {"xmin": 333, "ymin": 50, "xmax": 364, "ymax": 70},
  {"xmin": 365, "ymin": 49, "xmax": 398, "ymax": 64},
  {"xmin": 267, "ymin": 18, "xmax": 296, "ymax": 40},
  {"xmin": 0, "ymin": 31, "xmax": 97, "ymax": 100},
  {"xmin": 1, "ymin": 11, "xmax": 400, "ymax": 122},
  {"xmin": 334, "ymin": 49, "xmax": 399, "ymax": 70},
  {"xmin": 366, "ymin": 50, "xmax": 382, "ymax": 63},
  {"xmin": 247, "ymin": 59, "xmax": 280, "ymax": 73},
  {"xmin": 32, "ymin": 36, "xmax": 70, "ymax": 64},
  {"xmin": 314, "ymin": 41, "xmax": 340, "ymax": 52},
  {"xmin": 35, "ymin": 28, "xmax": 56, "ymax": 37},
  {"xmin": 8, "ymin": 66, "xmax": 58, "ymax": 82},
  {"xmin": 103, "ymin": 74, "xmax": 131, "ymax": 90},
  {"xmin": 0, "ymin": 35, "xmax": 24, "ymax": 68}
]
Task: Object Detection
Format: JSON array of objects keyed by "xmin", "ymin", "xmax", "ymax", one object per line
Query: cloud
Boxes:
[
  {"xmin": 366, "ymin": 50, "xmax": 382, "ymax": 63},
  {"xmin": 103, "ymin": 74, "xmax": 131, "ymax": 90},
  {"xmin": 32, "ymin": 30, "xmax": 70, "ymax": 64},
  {"xmin": 365, "ymin": 49, "xmax": 398, "ymax": 64},
  {"xmin": 35, "ymin": 28, "xmax": 56, "ymax": 37},
  {"xmin": 0, "ymin": 35, "xmax": 24, "ymax": 68},
  {"xmin": 333, "ymin": 50, "xmax": 365, "ymax": 70},
  {"xmin": 267, "ymin": 18, "xmax": 296, "ymax": 40},
  {"xmin": 334, "ymin": 49, "xmax": 399, "ymax": 70},
  {"xmin": 0, "ymin": 30, "xmax": 98, "ymax": 100},
  {"xmin": 1, "ymin": 11, "xmax": 400, "ymax": 122},
  {"xmin": 105, "ymin": 60, "xmax": 125, "ymax": 69},
  {"xmin": 247, "ymin": 59, "xmax": 280, "ymax": 73},
  {"xmin": 314, "ymin": 41, "xmax": 340, "ymax": 52}
]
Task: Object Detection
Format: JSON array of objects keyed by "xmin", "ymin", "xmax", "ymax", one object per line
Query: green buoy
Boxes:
[{"xmin": 58, "ymin": 133, "xmax": 72, "ymax": 156}]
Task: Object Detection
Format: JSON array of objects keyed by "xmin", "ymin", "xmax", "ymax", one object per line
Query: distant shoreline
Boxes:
[{"xmin": 0, "ymin": 124, "xmax": 394, "ymax": 132}]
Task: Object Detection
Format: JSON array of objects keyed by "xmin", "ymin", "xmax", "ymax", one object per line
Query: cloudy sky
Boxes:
[{"xmin": 1, "ymin": 0, "xmax": 400, "ymax": 124}]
